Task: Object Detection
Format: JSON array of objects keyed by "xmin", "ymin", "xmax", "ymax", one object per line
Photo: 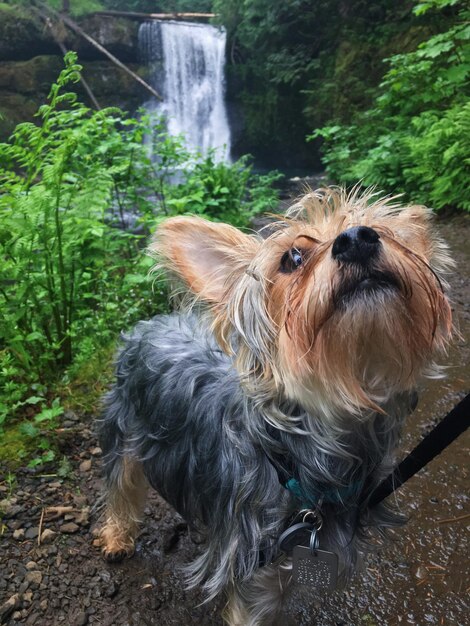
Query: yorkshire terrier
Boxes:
[{"xmin": 98, "ymin": 188, "xmax": 452, "ymax": 625}]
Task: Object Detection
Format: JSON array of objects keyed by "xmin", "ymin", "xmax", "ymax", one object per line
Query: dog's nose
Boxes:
[{"xmin": 332, "ymin": 226, "xmax": 380, "ymax": 264}]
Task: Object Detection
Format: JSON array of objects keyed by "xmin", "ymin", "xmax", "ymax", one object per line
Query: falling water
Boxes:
[{"xmin": 138, "ymin": 20, "xmax": 231, "ymax": 161}]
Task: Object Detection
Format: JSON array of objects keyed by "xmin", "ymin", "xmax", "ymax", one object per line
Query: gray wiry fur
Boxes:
[{"xmin": 99, "ymin": 312, "xmax": 414, "ymax": 604}]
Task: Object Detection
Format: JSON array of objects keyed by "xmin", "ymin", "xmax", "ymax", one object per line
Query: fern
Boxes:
[{"xmin": 0, "ymin": 52, "xmax": 281, "ymax": 430}]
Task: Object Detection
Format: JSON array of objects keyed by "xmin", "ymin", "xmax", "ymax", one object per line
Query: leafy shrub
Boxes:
[
  {"xmin": 0, "ymin": 52, "xmax": 280, "ymax": 438},
  {"xmin": 311, "ymin": 0, "xmax": 470, "ymax": 211},
  {"xmin": 168, "ymin": 153, "xmax": 282, "ymax": 226}
]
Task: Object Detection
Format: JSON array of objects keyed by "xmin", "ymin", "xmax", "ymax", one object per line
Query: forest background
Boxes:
[{"xmin": 0, "ymin": 0, "xmax": 468, "ymax": 468}]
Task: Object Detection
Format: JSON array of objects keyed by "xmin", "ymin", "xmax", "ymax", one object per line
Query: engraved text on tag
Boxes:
[{"xmin": 292, "ymin": 545, "xmax": 338, "ymax": 590}]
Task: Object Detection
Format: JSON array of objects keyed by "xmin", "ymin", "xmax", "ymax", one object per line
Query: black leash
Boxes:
[{"xmin": 369, "ymin": 392, "xmax": 470, "ymax": 507}]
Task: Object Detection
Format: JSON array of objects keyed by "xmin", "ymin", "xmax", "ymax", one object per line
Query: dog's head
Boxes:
[{"xmin": 151, "ymin": 188, "xmax": 453, "ymax": 419}]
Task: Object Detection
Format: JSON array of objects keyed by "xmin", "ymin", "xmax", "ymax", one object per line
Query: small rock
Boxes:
[
  {"xmin": 18, "ymin": 581, "xmax": 30, "ymax": 594},
  {"xmin": 79, "ymin": 459, "xmax": 92, "ymax": 472},
  {"xmin": 9, "ymin": 519, "xmax": 22, "ymax": 530},
  {"xmin": 0, "ymin": 593, "xmax": 22, "ymax": 622},
  {"xmin": 13, "ymin": 528, "xmax": 25, "ymax": 541},
  {"xmin": 40, "ymin": 528, "xmax": 56, "ymax": 544},
  {"xmin": 98, "ymin": 570, "xmax": 111, "ymax": 583},
  {"xmin": 90, "ymin": 446, "xmax": 102, "ymax": 456},
  {"xmin": 26, "ymin": 561, "xmax": 38, "ymax": 571},
  {"xmin": 40, "ymin": 599, "xmax": 48, "ymax": 611},
  {"xmin": 73, "ymin": 610, "xmax": 88, "ymax": 626},
  {"xmin": 0, "ymin": 500, "xmax": 22, "ymax": 518},
  {"xmin": 74, "ymin": 494, "xmax": 88, "ymax": 507},
  {"xmin": 415, "ymin": 565, "xmax": 428, "ymax": 580},
  {"xmin": 24, "ymin": 527, "xmax": 39, "ymax": 540},
  {"xmin": 25, "ymin": 571, "xmax": 42, "ymax": 585},
  {"xmin": 60, "ymin": 522, "xmax": 79, "ymax": 534},
  {"xmin": 63, "ymin": 409, "xmax": 79, "ymax": 422},
  {"xmin": 104, "ymin": 581, "xmax": 120, "ymax": 598},
  {"xmin": 76, "ymin": 507, "xmax": 90, "ymax": 526}
]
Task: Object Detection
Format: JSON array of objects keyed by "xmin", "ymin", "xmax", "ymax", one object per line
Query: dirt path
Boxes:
[{"xmin": 1, "ymin": 214, "xmax": 469, "ymax": 626}]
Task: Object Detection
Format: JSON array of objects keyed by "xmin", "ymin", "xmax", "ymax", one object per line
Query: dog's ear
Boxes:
[{"xmin": 150, "ymin": 216, "xmax": 260, "ymax": 302}]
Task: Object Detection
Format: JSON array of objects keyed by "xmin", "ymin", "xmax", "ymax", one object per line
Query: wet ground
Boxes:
[{"xmin": 0, "ymin": 213, "xmax": 469, "ymax": 626}]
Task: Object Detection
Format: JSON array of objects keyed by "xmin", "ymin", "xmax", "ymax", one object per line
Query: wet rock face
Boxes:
[
  {"xmin": 0, "ymin": 9, "xmax": 58, "ymax": 61},
  {"xmin": 0, "ymin": 10, "xmax": 140, "ymax": 63},
  {"xmin": 0, "ymin": 55, "xmax": 147, "ymax": 139},
  {"xmin": 75, "ymin": 16, "xmax": 140, "ymax": 63},
  {"xmin": 0, "ymin": 56, "xmax": 64, "ymax": 94},
  {"xmin": 0, "ymin": 8, "xmax": 145, "ymax": 140}
]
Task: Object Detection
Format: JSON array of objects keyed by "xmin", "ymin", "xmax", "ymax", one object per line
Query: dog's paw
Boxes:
[
  {"xmin": 96, "ymin": 521, "xmax": 136, "ymax": 562},
  {"xmin": 101, "ymin": 545, "xmax": 135, "ymax": 563}
]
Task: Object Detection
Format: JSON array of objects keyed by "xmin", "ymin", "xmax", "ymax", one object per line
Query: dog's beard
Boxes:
[{"xmin": 273, "ymin": 252, "xmax": 451, "ymax": 420}]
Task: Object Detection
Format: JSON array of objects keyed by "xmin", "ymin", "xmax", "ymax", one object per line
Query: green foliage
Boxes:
[
  {"xmin": 313, "ymin": 0, "xmax": 470, "ymax": 211},
  {"xmin": 2, "ymin": 0, "xmax": 213, "ymax": 17},
  {"xmin": 3, "ymin": 0, "xmax": 105, "ymax": 16},
  {"xmin": 49, "ymin": 0, "xmax": 104, "ymax": 15},
  {"xmin": 169, "ymin": 154, "xmax": 282, "ymax": 226},
  {"xmin": 0, "ymin": 52, "xmax": 280, "ymax": 458},
  {"xmin": 0, "ymin": 54, "xmax": 155, "ymax": 385},
  {"xmin": 213, "ymin": 0, "xmax": 324, "ymax": 160},
  {"xmin": 214, "ymin": 0, "xmax": 423, "ymax": 167}
]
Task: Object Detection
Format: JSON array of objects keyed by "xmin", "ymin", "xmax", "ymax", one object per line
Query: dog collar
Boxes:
[{"xmin": 284, "ymin": 477, "xmax": 364, "ymax": 508}]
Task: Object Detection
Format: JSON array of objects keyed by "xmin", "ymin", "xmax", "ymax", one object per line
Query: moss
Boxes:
[
  {"xmin": 0, "ymin": 3, "xmax": 30, "ymax": 18},
  {"xmin": 0, "ymin": 342, "xmax": 115, "ymax": 470},
  {"xmin": 0, "ymin": 56, "xmax": 147, "ymax": 141},
  {"xmin": 0, "ymin": 56, "xmax": 63, "ymax": 94},
  {"xmin": 0, "ymin": 424, "xmax": 37, "ymax": 468},
  {"xmin": 0, "ymin": 93, "xmax": 39, "ymax": 139},
  {"xmin": 0, "ymin": 7, "xmax": 56, "ymax": 61},
  {"xmin": 60, "ymin": 343, "xmax": 115, "ymax": 416},
  {"xmin": 81, "ymin": 61, "xmax": 146, "ymax": 101}
]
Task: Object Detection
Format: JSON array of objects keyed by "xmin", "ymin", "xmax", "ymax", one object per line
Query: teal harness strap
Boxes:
[
  {"xmin": 284, "ymin": 477, "xmax": 364, "ymax": 508},
  {"xmin": 264, "ymin": 423, "xmax": 364, "ymax": 508}
]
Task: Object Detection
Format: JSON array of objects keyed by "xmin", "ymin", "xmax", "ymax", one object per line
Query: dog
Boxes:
[{"xmin": 97, "ymin": 188, "xmax": 452, "ymax": 625}]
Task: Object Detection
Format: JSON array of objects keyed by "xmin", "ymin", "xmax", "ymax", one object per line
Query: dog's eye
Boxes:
[{"xmin": 280, "ymin": 248, "xmax": 303, "ymax": 273}]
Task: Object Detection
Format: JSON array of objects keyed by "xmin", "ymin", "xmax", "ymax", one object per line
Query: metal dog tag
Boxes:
[
  {"xmin": 292, "ymin": 545, "xmax": 338, "ymax": 590},
  {"xmin": 277, "ymin": 522, "xmax": 314, "ymax": 555}
]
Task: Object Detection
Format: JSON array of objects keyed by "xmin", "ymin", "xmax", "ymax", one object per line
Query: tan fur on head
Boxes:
[{"xmin": 150, "ymin": 187, "xmax": 453, "ymax": 420}]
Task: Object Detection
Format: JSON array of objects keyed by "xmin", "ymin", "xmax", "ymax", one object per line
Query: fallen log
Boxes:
[{"xmin": 95, "ymin": 10, "xmax": 217, "ymax": 21}]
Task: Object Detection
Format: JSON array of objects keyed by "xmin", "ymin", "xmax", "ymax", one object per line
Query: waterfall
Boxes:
[{"xmin": 138, "ymin": 20, "xmax": 231, "ymax": 161}]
